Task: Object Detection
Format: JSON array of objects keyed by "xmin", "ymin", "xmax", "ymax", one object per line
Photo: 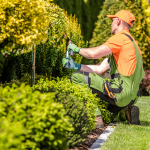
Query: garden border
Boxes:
[{"xmin": 89, "ymin": 123, "xmax": 117, "ymax": 150}]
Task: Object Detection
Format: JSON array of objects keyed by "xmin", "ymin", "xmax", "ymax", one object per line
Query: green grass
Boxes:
[{"xmin": 100, "ymin": 96, "xmax": 150, "ymax": 150}]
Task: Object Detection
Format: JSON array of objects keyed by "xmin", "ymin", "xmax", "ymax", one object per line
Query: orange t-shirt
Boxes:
[{"xmin": 104, "ymin": 30, "xmax": 141, "ymax": 76}]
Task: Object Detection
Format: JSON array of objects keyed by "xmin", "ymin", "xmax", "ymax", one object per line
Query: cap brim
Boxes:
[{"xmin": 107, "ymin": 15, "xmax": 117, "ymax": 19}]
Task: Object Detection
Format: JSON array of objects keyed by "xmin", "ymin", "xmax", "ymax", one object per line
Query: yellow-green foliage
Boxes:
[
  {"xmin": 39, "ymin": 4, "xmax": 84, "ymax": 77},
  {"xmin": 90, "ymin": 0, "xmax": 150, "ymax": 70},
  {"xmin": 47, "ymin": 3, "xmax": 84, "ymax": 59},
  {"xmin": 0, "ymin": 2, "xmax": 85, "ymax": 81},
  {"xmin": 142, "ymin": 0, "xmax": 150, "ymax": 34},
  {"xmin": 0, "ymin": 120, "xmax": 24, "ymax": 150},
  {"xmin": 0, "ymin": 0, "xmax": 53, "ymax": 53},
  {"xmin": 33, "ymin": 77, "xmax": 111, "ymax": 146},
  {"xmin": 0, "ymin": 84, "xmax": 73, "ymax": 150},
  {"xmin": 33, "ymin": 78, "xmax": 111, "ymax": 124}
]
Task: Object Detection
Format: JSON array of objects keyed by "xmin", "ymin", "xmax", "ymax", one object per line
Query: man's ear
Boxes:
[{"xmin": 117, "ymin": 18, "xmax": 122, "ymax": 26}]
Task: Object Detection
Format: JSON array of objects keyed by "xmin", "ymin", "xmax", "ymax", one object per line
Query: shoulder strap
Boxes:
[{"xmin": 123, "ymin": 33, "xmax": 133, "ymax": 41}]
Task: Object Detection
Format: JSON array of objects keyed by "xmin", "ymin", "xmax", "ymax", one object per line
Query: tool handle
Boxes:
[
  {"xmin": 65, "ymin": 39, "xmax": 73, "ymax": 69},
  {"xmin": 65, "ymin": 62, "xmax": 69, "ymax": 69},
  {"xmin": 65, "ymin": 51, "xmax": 69, "ymax": 68},
  {"xmin": 68, "ymin": 40, "xmax": 74, "ymax": 56},
  {"xmin": 70, "ymin": 49, "xmax": 74, "ymax": 56}
]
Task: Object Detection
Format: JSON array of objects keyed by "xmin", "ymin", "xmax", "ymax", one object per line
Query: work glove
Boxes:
[
  {"xmin": 62, "ymin": 57, "xmax": 81, "ymax": 70},
  {"xmin": 67, "ymin": 44, "xmax": 81, "ymax": 55}
]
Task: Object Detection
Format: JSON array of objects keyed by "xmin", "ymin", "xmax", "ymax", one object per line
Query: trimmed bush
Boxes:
[
  {"xmin": 0, "ymin": 120, "xmax": 24, "ymax": 150},
  {"xmin": 1, "ymin": 73, "xmax": 48, "ymax": 89},
  {"xmin": 0, "ymin": 0, "xmax": 52, "ymax": 53},
  {"xmin": 89, "ymin": 0, "xmax": 150, "ymax": 70},
  {"xmin": 33, "ymin": 78, "xmax": 111, "ymax": 147},
  {"xmin": 55, "ymin": 92, "xmax": 95, "ymax": 147},
  {"xmin": 0, "ymin": 84, "xmax": 73, "ymax": 150},
  {"xmin": 0, "ymin": 3, "xmax": 85, "ymax": 82}
]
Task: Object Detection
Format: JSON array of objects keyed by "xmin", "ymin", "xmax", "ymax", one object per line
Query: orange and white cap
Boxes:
[{"xmin": 107, "ymin": 10, "xmax": 135, "ymax": 27}]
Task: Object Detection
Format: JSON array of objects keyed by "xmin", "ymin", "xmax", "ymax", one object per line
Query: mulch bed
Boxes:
[{"xmin": 69, "ymin": 124, "xmax": 108, "ymax": 150}]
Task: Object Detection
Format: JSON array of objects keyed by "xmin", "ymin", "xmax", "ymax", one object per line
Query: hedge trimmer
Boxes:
[{"xmin": 64, "ymin": 35, "xmax": 74, "ymax": 69}]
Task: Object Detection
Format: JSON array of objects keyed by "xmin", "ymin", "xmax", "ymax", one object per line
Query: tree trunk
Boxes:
[{"xmin": 32, "ymin": 45, "xmax": 36, "ymax": 85}]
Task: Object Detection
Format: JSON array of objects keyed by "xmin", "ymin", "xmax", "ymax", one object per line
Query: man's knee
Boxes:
[{"xmin": 70, "ymin": 71, "xmax": 87, "ymax": 86}]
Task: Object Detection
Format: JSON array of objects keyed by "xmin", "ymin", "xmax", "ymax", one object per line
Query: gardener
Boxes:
[{"xmin": 62, "ymin": 10, "xmax": 145, "ymax": 126}]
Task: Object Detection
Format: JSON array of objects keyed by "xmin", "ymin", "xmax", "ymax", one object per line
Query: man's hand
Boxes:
[
  {"xmin": 62, "ymin": 57, "xmax": 81, "ymax": 70},
  {"xmin": 67, "ymin": 44, "xmax": 81, "ymax": 55}
]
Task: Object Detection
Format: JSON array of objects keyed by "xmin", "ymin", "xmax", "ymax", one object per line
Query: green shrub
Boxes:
[
  {"xmin": 33, "ymin": 78, "xmax": 111, "ymax": 147},
  {"xmin": 0, "ymin": 120, "xmax": 24, "ymax": 150},
  {"xmin": 55, "ymin": 92, "xmax": 94, "ymax": 147},
  {"xmin": 0, "ymin": 3, "xmax": 85, "ymax": 83},
  {"xmin": 89, "ymin": 0, "xmax": 150, "ymax": 70},
  {"xmin": 0, "ymin": 0, "xmax": 51, "ymax": 53},
  {"xmin": 1, "ymin": 73, "xmax": 47, "ymax": 87},
  {"xmin": 0, "ymin": 84, "xmax": 73, "ymax": 150}
]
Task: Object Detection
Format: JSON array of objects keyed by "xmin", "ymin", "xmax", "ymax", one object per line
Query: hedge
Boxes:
[
  {"xmin": 0, "ymin": 3, "xmax": 85, "ymax": 83},
  {"xmin": 0, "ymin": 0, "xmax": 53, "ymax": 53},
  {"xmin": 0, "ymin": 120, "xmax": 24, "ymax": 150},
  {"xmin": 33, "ymin": 77, "xmax": 111, "ymax": 147},
  {"xmin": 0, "ymin": 84, "xmax": 73, "ymax": 150}
]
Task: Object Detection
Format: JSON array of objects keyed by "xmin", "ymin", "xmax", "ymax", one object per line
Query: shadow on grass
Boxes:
[{"xmin": 140, "ymin": 121, "xmax": 150, "ymax": 126}]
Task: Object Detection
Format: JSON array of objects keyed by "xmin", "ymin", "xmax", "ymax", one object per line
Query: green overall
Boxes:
[{"xmin": 71, "ymin": 34, "xmax": 145, "ymax": 121}]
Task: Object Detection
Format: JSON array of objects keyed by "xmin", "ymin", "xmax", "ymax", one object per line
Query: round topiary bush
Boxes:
[{"xmin": 0, "ymin": 2, "xmax": 86, "ymax": 83}]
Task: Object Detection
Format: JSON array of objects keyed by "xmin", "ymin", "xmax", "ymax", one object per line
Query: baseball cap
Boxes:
[{"xmin": 107, "ymin": 10, "xmax": 135, "ymax": 27}]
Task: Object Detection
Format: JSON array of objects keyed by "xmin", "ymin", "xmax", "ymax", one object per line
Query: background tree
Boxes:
[
  {"xmin": 142, "ymin": 0, "xmax": 150, "ymax": 35},
  {"xmin": 53, "ymin": 0, "xmax": 105, "ymax": 41}
]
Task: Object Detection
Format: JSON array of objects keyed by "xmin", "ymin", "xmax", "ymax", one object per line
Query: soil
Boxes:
[{"xmin": 69, "ymin": 124, "xmax": 108, "ymax": 150}]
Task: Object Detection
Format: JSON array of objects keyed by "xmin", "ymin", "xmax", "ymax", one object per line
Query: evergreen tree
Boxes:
[{"xmin": 53, "ymin": 0, "xmax": 104, "ymax": 41}]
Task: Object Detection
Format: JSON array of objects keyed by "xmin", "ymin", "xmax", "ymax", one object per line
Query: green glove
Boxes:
[
  {"xmin": 62, "ymin": 57, "xmax": 81, "ymax": 70},
  {"xmin": 67, "ymin": 44, "xmax": 81, "ymax": 55}
]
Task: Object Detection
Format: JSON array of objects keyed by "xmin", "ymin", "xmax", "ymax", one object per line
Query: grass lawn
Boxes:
[{"xmin": 100, "ymin": 96, "xmax": 150, "ymax": 150}]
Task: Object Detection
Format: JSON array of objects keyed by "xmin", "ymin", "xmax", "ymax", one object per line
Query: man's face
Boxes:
[{"xmin": 111, "ymin": 18, "xmax": 118, "ymax": 35}]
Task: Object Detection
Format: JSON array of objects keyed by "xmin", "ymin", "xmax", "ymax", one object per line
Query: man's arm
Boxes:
[
  {"xmin": 63, "ymin": 44, "xmax": 112, "ymax": 74},
  {"xmin": 79, "ymin": 45, "xmax": 112, "ymax": 59},
  {"xmin": 79, "ymin": 58, "xmax": 110, "ymax": 75}
]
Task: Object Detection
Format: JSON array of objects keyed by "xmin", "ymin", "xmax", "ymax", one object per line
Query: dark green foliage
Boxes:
[
  {"xmin": 1, "ymin": 73, "xmax": 47, "ymax": 87},
  {"xmin": 90, "ymin": 0, "xmax": 150, "ymax": 70},
  {"xmin": 53, "ymin": 0, "xmax": 105, "ymax": 41},
  {"xmin": 1, "ymin": 52, "xmax": 31, "ymax": 82},
  {"xmin": 0, "ymin": 84, "xmax": 73, "ymax": 150},
  {"xmin": 0, "ymin": 52, "xmax": 4, "ymax": 79},
  {"xmin": 33, "ymin": 78, "xmax": 111, "ymax": 147}
]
